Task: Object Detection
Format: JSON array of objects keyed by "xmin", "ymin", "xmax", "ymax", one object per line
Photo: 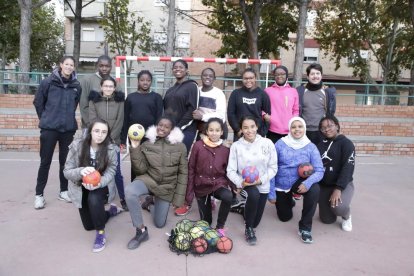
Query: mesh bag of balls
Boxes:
[{"xmin": 167, "ymin": 219, "xmax": 233, "ymax": 256}]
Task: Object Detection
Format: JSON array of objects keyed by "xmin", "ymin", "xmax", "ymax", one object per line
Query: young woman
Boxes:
[
  {"xmin": 121, "ymin": 70, "xmax": 163, "ymax": 182},
  {"xmin": 124, "ymin": 116, "xmax": 188, "ymax": 250},
  {"xmin": 33, "ymin": 56, "xmax": 81, "ymax": 209},
  {"xmin": 227, "ymin": 116, "xmax": 277, "ymax": 245},
  {"xmin": 89, "ymin": 76, "xmax": 127, "ymax": 210},
  {"xmin": 63, "ymin": 119, "xmax": 122, "ymax": 253},
  {"xmin": 227, "ymin": 68, "xmax": 271, "ymax": 142},
  {"xmin": 185, "ymin": 118, "xmax": 234, "ymax": 235},
  {"xmin": 317, "ymin": 115, "xmax": 355, "ymax": 232},
  {"xmin": 163, "ymin": 59, "xmax": 198, "ymax": 152},
  {"xmin": 269, "ymin": 117, "xmax": 324, "ymax": 244}
]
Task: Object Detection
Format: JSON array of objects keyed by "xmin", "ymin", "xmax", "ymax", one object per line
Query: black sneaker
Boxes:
[
  {"xmin": 127, "ymin": 227, "xmax": 149, "ymax": 250},
  {"xmin": 245, "ymin": 227, "xmax": 257, "ymax": 245},
  {"xmin": 298, "ymin": 229, "xmax": 313, "ymax": 244},
  {"xmin": 120, "ymin": 199, "xmax": 129, "ymax": 212},
  {"xmin": 141, "ymin": 195, "xmax": 154, "ymax": 212}
]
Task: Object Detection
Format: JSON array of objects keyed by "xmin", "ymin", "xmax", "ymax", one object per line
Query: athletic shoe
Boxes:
[
  {"xmin": 34, "ymin": 195, "xmax": 45, "ymax": 209},
  {"xmin": 127, "ymin": 227, "xmax": 149, "ymax": 250},
  {"xmin": 240, "ymin": 189, "xmax": 248, "ymax": 200},
  {"xmin": 216, "ymin": 228, "xmax": 227, "ymax": 237},
  {"xmin": 141, "ymin": 195, "xmax": 154, "ymax": 212},
  {"xmin": 58, "ymin": 191, "xmax": 72, "ymax": 203},
  {"xmin": 298, "ymin": 229, "xmax": 313, "ymax": 244},
  {"xmin": 245, "ymin": 227, "xmax": 257, "ymax": 245},
  {"xmin": 342, "ymin": 215, "xmax": 352, "ymax": 232},
  {"xmin": 174, "ymin": 204, "xmax": 191, "ymax": 216},
  {"xmin": 108, "ymin": 203, "xmax": 123, "ymax": 217},
  {"xmin": 292, "ymin": 193, "xmax": 302, "ymax": 200},
  {"xmin": 120, "ymin": 199, "xmax": 129, "ymax": 212},
  {"xmin": 230, "ymin": 205, "xmax": 245, "ymax": 215},
  {"xmin": 93, "ymin": 231, "xmax": 106, "ymax": 253},
  {"xmin": 231, "ymin": 198, "xmax": 246, "ymax": 209}
]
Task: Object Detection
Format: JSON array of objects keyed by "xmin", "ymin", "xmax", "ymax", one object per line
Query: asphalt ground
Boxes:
[{"xmin": 0, "ymin": 151, "xmax": 413, "ymax": 276}]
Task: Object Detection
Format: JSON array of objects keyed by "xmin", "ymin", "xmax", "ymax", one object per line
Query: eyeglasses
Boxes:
[
  {"xmin": 102, "ymin": 85, "xmax": 115, "ymax": 88},
  {"xmin": 274, "ymin": 73, "xmax": 286, "ymax": 77},
  {"xmin": 92, "ymin": 129, "xmax": 108, "ymax": 135},
  {"xmin": 320, "ymin": 124, "xmax": 336, "ymax": 132}
]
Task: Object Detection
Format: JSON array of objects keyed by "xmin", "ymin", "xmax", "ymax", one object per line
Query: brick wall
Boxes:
[{"xmin": 1, "ymin": 95, "xmax": 413, "ymax": 155}]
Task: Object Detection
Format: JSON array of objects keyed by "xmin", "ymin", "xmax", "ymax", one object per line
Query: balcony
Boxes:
[
  {"xmin": 64, "ymin": 0, "xmax": 105, "ymax": 19},
  {"xmin": 65, "ymin": 40, "xmax": 106, "ymax": 60}
]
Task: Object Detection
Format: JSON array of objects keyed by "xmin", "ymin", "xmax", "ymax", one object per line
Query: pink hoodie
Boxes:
[{"xmin": 264, "ymin": 83, "xmax": 299, "ymax": 135}]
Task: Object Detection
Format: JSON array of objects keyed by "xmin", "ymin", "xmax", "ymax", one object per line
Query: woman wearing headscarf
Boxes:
[
  {"xmin": 264, "ymin": 65, "xmax": 299, "ymax": 144},
  {"xmin": 268, "ymin": 117, "xmax": 324, "ymax": 244}
]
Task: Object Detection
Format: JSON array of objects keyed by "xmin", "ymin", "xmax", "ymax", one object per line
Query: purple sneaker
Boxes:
[
  {"xmin": 108, "ymin": 203, "xmax": 122, "ymax": 217},
  {"xmin": 93, "ymin": 231, "xmax": 106, "ymax": 253}
]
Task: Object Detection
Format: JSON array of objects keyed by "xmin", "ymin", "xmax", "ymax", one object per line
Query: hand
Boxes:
[
  {"xmin": 192, "ymin": 109, "xmax": 203, "ymax": 120},
  {"xmin": 263, "ymin": 114, "xmax": 271, "ymax": 122},
  {"xmin": 237, "ymin": 130, "xmax": 243, "ymax": 137},
  {"xmin": 242, "ymin": 179, "xmax": 261, "ymax": 187},
  {"xmin": 120, "ymin": 144, "xmax": 127, "ymax": 154},
  {"xmin": 296, "ymin": 183, "xmax": 308, "ymax": 194},
  {"xmin": 82, "ymin": 182, "xmax": 101, "ymax": 191},
  {"xmin": 268, "ymin": 199, "xmax": 276, "ymax": 204},
  {"xmin": 130, "ymin": 139, "xmax": 141, "ymax": 148},
  {"xmin": 80, "ymin": 167, "xmax": 95, "ymax": 177},
  {"xmin": 329, "ymin": 189, "xmax": 342, "ymax": 208}
]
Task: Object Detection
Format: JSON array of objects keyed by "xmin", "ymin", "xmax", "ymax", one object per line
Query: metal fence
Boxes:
[{"xmin": 1, "ymin": 70, "xmax": 413, "ymax": 106}]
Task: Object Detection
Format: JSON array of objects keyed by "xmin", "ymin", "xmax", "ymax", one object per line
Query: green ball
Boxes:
[
  {"xmin": 204, "ymin": 229, "xmax": 220, "ymax": 246},
  {"xmin": 175, "ymin": 232, "xmax": 192, "ymax": 251},
  {"xmin": 193, "ymin": 220, "xmax": 210, "ymax": 229},
  {"xmin": 189, "ymin": 226, "xmax": 206, "ymax": 239},
  {"xmin": 175, "ymin": 219, "xmax": 193, "ymax": 233}
]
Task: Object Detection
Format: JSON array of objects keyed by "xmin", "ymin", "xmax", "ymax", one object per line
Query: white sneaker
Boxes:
[
  {"xmin": 342, "ymin": 215, "xmax": 352, "ymax": 232},
  {"xmin": 34, "ymin": 195, "xmax": 45, "ymax": 209},
  {"xmin": 58, "ymin": 191, "xmax": 72, "ymax": 203}
]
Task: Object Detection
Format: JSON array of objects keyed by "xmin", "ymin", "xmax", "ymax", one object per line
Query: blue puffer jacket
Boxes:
[
  {"xmin": 33, "ymin": 69, "xmax": 81, "ymax": 133},
  {"xmin": 268, "ymin": 139, "xmax": 324, "ymax": 201}
]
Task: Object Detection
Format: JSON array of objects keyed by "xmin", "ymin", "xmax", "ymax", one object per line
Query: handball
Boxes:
[
  {"xmin": 189, "ymin": 226, "xmax": 206, "ymax": 239},
  {"xmin": 193, "ymin": 220, "xmax": 210, "ymax": 229},
  {"xmin": 82, "ymin": 170, "xmax": 101, "ymax": 186},
  {"xmin": 128, "ymin": 124, "xmax": 145, "ymax": 141},
  {"xmin": 216, "ymin": 236, "xmax": 233, "ymax": 254},
  {"xmin": 242, "ymin": 166, "xmax": 260, "ymax": 183},
  {"xmin": 298, "ymin": 162, "xmax": 314, "ymax": 178},
  {"xmin": 175, "ymin": 219, "xmax": 193, "ymax": 233},
  {"xmin": 204, "ymin": 229, "xmax": 220, "ymax": 247},
  {"xmin": 192, "ymin": 237, "xmax": 208, "ymax": 254},
  {"xmin": 174, "ymin": 232, "xmax": 192, "ymax": 251}
]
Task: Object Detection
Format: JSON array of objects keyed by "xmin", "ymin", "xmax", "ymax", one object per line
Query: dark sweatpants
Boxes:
[
  {"xmin": 196, "ymin": 187, "xmax": 232, "ymax": 229},
  {"xmin": 243, "ymin": 186, "xmax": 268, "ymax": 229},
  {"xmin": 319, "ymin": 182, "xmax": 354, "ymax": 224},
  {"xmin": 79, "ymin": 186, "xmax": 110, "ymax": 231}
]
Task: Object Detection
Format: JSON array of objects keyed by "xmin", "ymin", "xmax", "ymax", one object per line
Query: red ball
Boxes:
[
  {"xmin": 192, "ymin": 237, "xmax": 208, "ymax": 254},
  {"xmin": 242, "ymin": 166, "xmax": 260, "ymax": 183},
  {"xmin": 82, "ymin": 170, "xmax": 101, "ymax": 186},
  {"xmin": 298, "ymin": 162, "xmax": 314, "ymax": 178},
  {"xmin": 216, "ymin": 236, "xmax": 233, "ymax": 254}
]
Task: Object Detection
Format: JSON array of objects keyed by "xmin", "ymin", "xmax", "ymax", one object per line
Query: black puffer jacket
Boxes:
[{"xmin": 33, "ymin": 69, "xmax": 81, "ymax": 132}]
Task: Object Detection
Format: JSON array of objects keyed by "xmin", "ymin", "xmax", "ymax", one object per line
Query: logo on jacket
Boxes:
[{"xmin": 242, "ymin": 97, "xmax": 257, "ymax": 104}]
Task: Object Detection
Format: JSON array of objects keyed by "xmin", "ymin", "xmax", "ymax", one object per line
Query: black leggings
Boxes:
[
  {"xmin": 275, "ymin": 180, "xmax": 320, "ymax": 232},
  {"xmin": 79, "ymin": 186, "xmax": 110, "ymax": 231},
  {"xmin": 196, "ymin": 187, "xmax": 232, "ymax": 229},
  {"xmin": 243, "ymin": 186, "xmax": 268, "ymax": 228}
]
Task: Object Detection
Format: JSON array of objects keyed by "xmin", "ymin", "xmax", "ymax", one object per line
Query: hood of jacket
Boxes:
[
  {"xmin": 88, "ymin": 90, "xmax": 125, "ymax": 103},
  {"xmin": 145, "ymin": 125, "xmax": 184, "ymax": 144},
  {"xmin": 51, "ymin": 68, "xmax": 77, "ymax": 85}
]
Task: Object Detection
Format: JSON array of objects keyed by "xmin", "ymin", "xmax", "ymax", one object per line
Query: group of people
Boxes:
[{"xmin": 32, "ymin": 55, "xmax": 355, "ymax": 253}]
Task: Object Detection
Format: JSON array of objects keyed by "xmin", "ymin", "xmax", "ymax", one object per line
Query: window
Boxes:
[
  {"xmin": 153, "ymin": 32, "xmax": 167, "ymax": 45},
  {"xmin": 347, "ymin": 50, "xmax": 369, "ymax": 63},
  {"xmin": 82, "ymin": 27, "xmax": 95, "ymax": 41},
  {"xmin": 176, "ymin": 32, "xmax": 190, "ymax": 48},
  {"xmin": 304, "ymin": 48, "xmax": 319, "ymax": 63},
  {"xmin": 153, "ymin": 69, "xmax": 165, "ymax": 83}
]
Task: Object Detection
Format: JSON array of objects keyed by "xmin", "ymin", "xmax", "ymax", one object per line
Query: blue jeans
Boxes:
[{"xmin": 115, "ymin": 151, "xmax": 125, "ymax": 200}]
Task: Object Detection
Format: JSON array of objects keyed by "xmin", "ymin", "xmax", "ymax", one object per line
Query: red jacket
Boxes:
[{"xmin": 185, "ymin": 140, "xmax": 233, "ymax": 204}]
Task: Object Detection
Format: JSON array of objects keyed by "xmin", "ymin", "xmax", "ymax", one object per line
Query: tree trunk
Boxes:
[
  {"xmin": 293, "ymin": 0, "xmax": 308, "ymax": 88},
  {"xmin": 18, "ymin": 0, "xmax": 33, "ymax": 94},
  {"xmin": 163, "ymin": 0, "xmax": 176, "ymax": 95},
  {"xmin": 73, "ymin": 0, "xmax": 83, "ymax": 67},
  {"xmin": 0, "ymin": 49, "xmax": 5, "ymax": 94},
  {"xmin": 409, "ymin": 65, "xmax": 414, "ymax": 106}
]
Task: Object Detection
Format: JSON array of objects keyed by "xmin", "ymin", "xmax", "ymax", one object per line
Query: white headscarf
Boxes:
[{"xmin": 281, "ymin": 117, "xmax": 311, "ymax": 150}]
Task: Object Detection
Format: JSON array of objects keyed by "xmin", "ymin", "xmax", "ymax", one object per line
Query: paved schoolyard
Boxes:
[{"xmin": 0, "ymin": 151, "xmax": 413, "ymax": 276}]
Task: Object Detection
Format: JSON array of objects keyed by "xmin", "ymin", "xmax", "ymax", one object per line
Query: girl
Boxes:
[
  {"xmin": 317, "ymin": 115, "xmax": 355, "ymax": 232},
  {"xmin": 227, "ymin": 116, "xmax": 277, "ymax": 245},
  {"xmin": 125, "ymin": 116, "xmax": 188, "ymax": 250},
  {"xmin": 121, "ymin": 70, "xmax": 163, "ymax": 181},
  {"xmin": 185, "ymin": 118, "xmax": 234, "ymax": 235},
  {"xmin": 63, "ymin": 119, "xmax": 122, "ymax": 253},
  {"xmin": 33, "ymin": 56, "xmax": 81, "ymax": 209},
  {"xmin": 89, "ymin": 76, "xmax": 127, "ymax": 210},
  {"xmin": 269, "ymin": 117, "xmax": 324, "ymax": 244},
  {"xmin": 227, "ymin": 68, "xmax": 271, "ymax": 142}
]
